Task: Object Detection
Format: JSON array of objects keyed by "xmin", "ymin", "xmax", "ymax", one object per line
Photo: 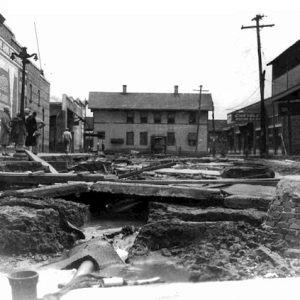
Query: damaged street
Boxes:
[{"xmin": 0, "ymin": 152, "xmax": 300, "ymax": 299}]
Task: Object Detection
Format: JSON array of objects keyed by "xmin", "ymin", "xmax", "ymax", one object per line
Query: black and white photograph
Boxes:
[{"xmin": 1, "ymin": 0, "xmax": 300, "ymax": 299}]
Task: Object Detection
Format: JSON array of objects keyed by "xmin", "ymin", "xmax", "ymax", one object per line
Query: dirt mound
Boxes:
[{"xmin": 0, "ymin": 197, "xmax": 89, "ymax": 254}]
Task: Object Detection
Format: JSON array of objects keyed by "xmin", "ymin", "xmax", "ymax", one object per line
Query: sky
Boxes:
[{"xmin": 2, "ymin": 0, "xmax": 300, "ymax": 119}]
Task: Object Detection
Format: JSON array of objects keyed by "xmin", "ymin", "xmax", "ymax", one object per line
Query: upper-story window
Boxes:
[
  {"xmin": 153, "ymin": 112, "xmax": 161, "ymax": 124},
  {"xmin": 127, "ymin": 111, "xmax": 134, "ymax": 123},
  {"xmin": 38, "ymin": 90, "xmax": 41, "ymax": 107},
  {"xmin": 167, "ymin": 112, "xmax": 175, "ymax": 124},
  {"xmin": 189, "ymin": 112, "xmax": 197, "ymax": 124},
  {"xmin": 140, "ymin": 111, "xmax": 148, "ymax": 123},
  {"xmin": 29, "ymin": 84, "xmax": 33, "ymax": 103}
]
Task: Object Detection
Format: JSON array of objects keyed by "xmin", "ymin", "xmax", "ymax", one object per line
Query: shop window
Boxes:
[
  {"xmin": 126, "ymin": 132, "xmax": 134, "ymax": 145},
  {"xmin": 140, "ymin": 132, "xmax": 148, "ymax": 145},
  {"xmin": 153, "ymin": 112, "xmax": 161, "ymax": 124},
  {"xmin": 189, "ymin": 112, "xmax": 197, "ymax": 124},
  {"xmin": 140, "ymin": 112, "xmax": 148, "ymax": 123},
  {"xmin": 167, "ymin": 132, "xmax": 175, "ymax": 146},
  {"xmin": 188, "ymin": 132, "xmax": 197, "ymax": 146},
  {"xmin": 167, "ymin": 112, "xmax": 175, "ymax": 124},
  {"xmin": 127, "ymin": 111, "xmax": 134, "ymax": 123}
]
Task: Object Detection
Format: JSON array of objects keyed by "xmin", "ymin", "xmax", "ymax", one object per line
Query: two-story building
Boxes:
[
  {"xmin": 0, "ymin": 14, "xmax": 50, "ymax": 152},
  {"xmin": 89, "ymin": 85, "xmax": 213, "ymax": 155},
  {"xmin": 226, "ymin": 40, "xmax": 300, "ymax": 155}
]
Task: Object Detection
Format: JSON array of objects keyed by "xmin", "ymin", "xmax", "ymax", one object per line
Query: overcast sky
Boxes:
[{"xmin": 2, "ymin": 0, "xmax": 300, "ymax": 118}]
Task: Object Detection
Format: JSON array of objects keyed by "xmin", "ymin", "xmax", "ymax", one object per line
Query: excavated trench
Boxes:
[
  {"xmin": 56, "ymin": 189, "xmax": 297, "ymax": 283},
  {"xmin": 1, "ymin": 185, "xmax": 299, "ymax": 284}
]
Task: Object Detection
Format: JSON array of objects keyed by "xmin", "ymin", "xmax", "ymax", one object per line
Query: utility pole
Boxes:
[
  {"xmin": 194, "ymin": 85, "xmax": 209, "ymax": 153},
  {"xmin": 241, "ymin": 14, "xmax": 274, "ymax": 157},
  {"xmin": 212, "ymin": 101, "xmax": 216, "ymax": 157}
]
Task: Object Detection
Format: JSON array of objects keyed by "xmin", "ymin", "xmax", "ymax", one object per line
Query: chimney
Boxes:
[
  {"xmin": 122, "ymin": 85, "xmax": 127, "ymax": 94},
  {"xmin": 174, "ymin": 85, "xmax": 179, "ymax": 96}
]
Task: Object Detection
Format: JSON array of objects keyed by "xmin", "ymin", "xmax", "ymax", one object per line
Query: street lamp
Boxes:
[{"xmin": 10, "ymin": 47, "xmax": 38, "ymax": 156}]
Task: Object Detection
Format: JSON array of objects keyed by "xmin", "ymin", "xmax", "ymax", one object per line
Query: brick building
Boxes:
[
  {"xmin": 89, "ymin": 85, "xmax": 213, "ymax": 155},
  {"xmin": 226, "ymin": 40, "xmax": 300, "ymax": 155},
  {"xmin": 50, "ymin": 95, "xmax": 86, "ymax": 152},
  {"xmin": 0, "ymin": 14, "xmax": 50, "ymax": 152}
]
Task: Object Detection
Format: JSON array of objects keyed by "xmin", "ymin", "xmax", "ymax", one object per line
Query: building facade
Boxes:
[
  {"xmin": 89, "ymin": 85, "xmax": 213, "ymax": 155},
  {"xmin": 50, "ymin": 94, "xmax": 86, "ymax": 152},
  {"xmin": 226, "ymin": 40, "xmax": 300, "ymax": 156},
  {"xmin": 0, "ymin": 15, "xmax": 50, "ymax": 152}
]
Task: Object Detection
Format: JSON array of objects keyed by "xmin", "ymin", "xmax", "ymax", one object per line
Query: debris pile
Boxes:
[
  {"xmin": 0, "ymin": 197, "xmax": 89, "ymax": 254},
  {"xmin": 128, "ymin": 201, "xmax": 293, "ymax": 281}
]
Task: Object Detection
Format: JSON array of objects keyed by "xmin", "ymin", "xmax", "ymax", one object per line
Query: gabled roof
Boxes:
[{"xmin": 88, "ymin": 92, "xmax": 213, "ymax": 111}]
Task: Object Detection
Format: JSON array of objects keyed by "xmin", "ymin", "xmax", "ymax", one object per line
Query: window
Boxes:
[
  {"xmin": 188, "ymin": 132, "xmax": 197, "ymax": 146},
  {"xmin": 38, "ymin": 90, "xmax": 41, "ymax": 106},
  {"xmin": 189, "ymin": 112, "xmax": 197, "ymax": 124},
  {"xmin": 139, "ymin": 132, "xmax": 148, "ymax": 145},
  {"xmin": 167, "ymin": 132, "xmax": 175, "ymax": 146},
  {"xmin": 153, "ymin": 112, "xmax": 161, "ymax": 124},
  {"xmin": 167, "ymin": 112, "xmax": 175, "ymax": 124},
  {"xmin": 97, "ymin": 131, "xmax": 105, "ymax": 139},
  {"xmin": 127, "ymin": 111, "xmax": 134, "ymax": 123},
  {"xmin": 29, "ymin": 84, "xmax": 33, "ymax": 103},
  {"xmin": 140, "ymin": 112, "xmax": 148, "ymax": 123},
  {"xmin": 126, "ymin": 132, "xmax": 134, "ymax": 145}
]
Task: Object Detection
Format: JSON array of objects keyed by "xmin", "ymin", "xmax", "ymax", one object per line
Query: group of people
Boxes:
[{"xmin": 0, "ymin": 106, "xmax": 45, "ymax": 156}]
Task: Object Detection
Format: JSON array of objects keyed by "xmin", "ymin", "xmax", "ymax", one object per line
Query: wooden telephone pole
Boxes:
[
  {"xmin": 194, "ymin": 85, "xmax": 209, "ymax": 153},
  {"xmin": 241, "ymin": 14, "xmax": 274, "ymax": 157}
]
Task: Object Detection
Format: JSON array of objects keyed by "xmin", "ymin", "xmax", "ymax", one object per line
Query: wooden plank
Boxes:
[
  {"xmin": 120, "ymin": 178, "xmax": 280, "ymax": 186},
  {"xmin": 0, "ymin": 172, "xmax": 117, "ymax": 185},
  {"xmin": 1, "ymin": 182, "xmax": 91, "ymax": 198},
  {"xmin": 25, "ymin": 149, "xmax": 58, "ymax": 174},
  {"xmin": 0, "ymin": 171, "xmax": 280, "ymax": 186},
  {"xmin": 118, "ymin": 161, "xmax": 176, "ymax": 178}
]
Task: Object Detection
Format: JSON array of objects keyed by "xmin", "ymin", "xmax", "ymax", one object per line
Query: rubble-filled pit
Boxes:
[{"xmin": 2, "ymin": 178, "xmax": 300, "ymax": 288}]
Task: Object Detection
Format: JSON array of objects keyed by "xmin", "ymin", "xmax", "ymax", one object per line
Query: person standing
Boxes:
[
  {"xmin": 0, "ymin": 106, "xmax": 11, "ymax": 156},
  {"xmin": 25, "ymin": 111, "xmax": 38, "ymax": 152},
  {"xmin": 62, "ymin": 128, "xmax": 72, "ymax": 153},
  {"xmin": 10, "ymin": 113, "xmax": 27, "ymax": 149},
  {"xmin": 33, "ymin": 115, "xmax": 45, "ymax": 154}
]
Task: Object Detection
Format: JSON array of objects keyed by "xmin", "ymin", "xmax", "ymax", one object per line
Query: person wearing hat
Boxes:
[
  {"xmin": 0, "ymin": 106, "xmax": 11, "ymax": 156},
  {"xmin": 62, "ymin": 128, "xmax": 72, "ymax": 153}
]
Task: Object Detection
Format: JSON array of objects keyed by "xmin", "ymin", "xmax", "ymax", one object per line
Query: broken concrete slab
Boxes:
[
  {"xmin": 149, "ymin": 202, "xmax": 267, "ymax": 225},
  {"xmin": 91, "ymin": 181, "xmax": 224, "ymax": 202},
  {"xmin": 25, "ymin": 150, "xmax": 58, "ymax": 174},
  {"xmin": 221, "ymin": 165, "xmax": 275, "ymax": 179},
  {"xmin": 47, "ymin": 237, "xmax": 124, "ymax": 271},
  {"xmin": 224, "ymin": 195, "xmax": 272, "ymax": 211},
  {"xmin": 223, "ymin": 184, "xmax": 276, "ymax": 198},
  {"xmin": 0, "ymin": 161, "xmax": 48, "ymax": 172},
  {"xmin": 1, "ymin": 182, "xmax": 91, "ymax": 199}
]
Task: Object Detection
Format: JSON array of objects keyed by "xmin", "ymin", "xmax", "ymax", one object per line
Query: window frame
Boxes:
[
  {"xmin": 140, "ymin": 131, "xmax": 148, "ymax": 145},
  {"xmin": 126, "ymin": 131, "xmax": 134, "ymax": 145},
  {"xmin": 167, "ymin": 112, "xmax": 175, "ymax": 124},
  {"xmin": 153, "ymin": 112, "xmax": 162, "ymax": 124},
  {"xmin": 167, "ymin": 132, "xmax": 175, "ymax": 146}
]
